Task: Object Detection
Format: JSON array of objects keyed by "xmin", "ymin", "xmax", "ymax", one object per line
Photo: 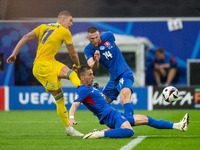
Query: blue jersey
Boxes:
[
  {"xmin": 74, "ymin": 85, "xmax": 116, "ymax": 124},
  {"xmin": 84, "ymin": 31, "xmax": 132, "ymax": 80},
  {"xmin": 151, "ymin": 55, "xmax": 177, "ymax": 68}
]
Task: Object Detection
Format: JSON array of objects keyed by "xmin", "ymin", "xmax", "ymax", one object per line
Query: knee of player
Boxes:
[
  {"xmin": 141, "ymin": 115, "xmax": 149, "ymax": 124},
  {"xmin": 120, "ymin": 89, "xmax": 132, "ymax": 101},
  {"xmin": 126, "ymin": 128, "xmax": 134, "ymax": 137}
]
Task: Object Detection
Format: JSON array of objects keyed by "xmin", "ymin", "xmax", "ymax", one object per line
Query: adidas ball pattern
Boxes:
[{"xmin": 162, "ymin": 86, "xmax": 179, "ymax": 102}]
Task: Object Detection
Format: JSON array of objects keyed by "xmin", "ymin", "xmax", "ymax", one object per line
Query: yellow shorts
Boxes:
[{"xmin": 33, "ymin": 60, "xmax": 65, "ymax": 92}]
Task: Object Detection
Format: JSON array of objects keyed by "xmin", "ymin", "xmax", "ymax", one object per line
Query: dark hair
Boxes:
[
  {"xmin": 155, "ymin": 48, "xmax": 164, "ymax": 54},
  {"xmin": 77, "ymin": 65, "xmax": 91, "ymax": 79},
  {"xmin": 87, "ymin": 26, "xmax": 98, "ymax": 33}
]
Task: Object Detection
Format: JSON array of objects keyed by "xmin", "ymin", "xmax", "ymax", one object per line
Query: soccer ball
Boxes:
[
  {"xmin": 93, "ymin": 81, "xmax": 99, "ymax": 89},
  {"xmin": 162, "ymin": 86, "xmax": 179, "ymax": 102}
]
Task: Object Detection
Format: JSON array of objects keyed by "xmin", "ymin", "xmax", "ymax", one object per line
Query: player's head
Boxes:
[
  {"xmin": 77, "ymin": 65, "xmax": 94, "ymax": 86},
  {"xmin": 87, "ymin": 26, "xmax": 101, "ymax": 47},
  {"xmin": 57, "ymin": 10, "xmax": 73, "ymax": 29},
  {"xmin": 154, "ymin": 48, "xmax": 166, "ymax": 60}
]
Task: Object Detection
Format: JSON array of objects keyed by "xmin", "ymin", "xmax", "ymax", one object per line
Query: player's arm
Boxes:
[
  {"xmin": 66, "ymin": 44, "xmax": 80, "ymax": 69},
  {"xmin": 68, "ymin": 101, "xmax": 81, "ymax": 126},
  {"xmin": 87, "ymin": 50, "xmax": 100, "ymax": 70},
  {"xmin": 7, "ymin": 31, "xmax": 37, "ymax": 64},
  {"xmin": 159, "ymin": 63, "xmax": 170, "ymax": 69}
]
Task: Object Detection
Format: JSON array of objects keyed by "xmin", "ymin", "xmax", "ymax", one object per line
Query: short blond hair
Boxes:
[{"xmin": 58, "ymin": 10, "xmax": 72, "ymax": 19}]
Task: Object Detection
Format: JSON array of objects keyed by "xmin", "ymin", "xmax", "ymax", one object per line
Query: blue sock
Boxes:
[
  {"xmin": 124, "ymin": 113, "xmax": 135, "ymax": 126},
  {"xmin": 147, "ymin": 116, "xmax": 173, "ymax": 129},
  {"xmin": 124, "ymin": 103, "xmax": 134, "ymax": 115},
  {"xmin": 104, "ymin": 128, "xmax": 134, "ymax": 138}
]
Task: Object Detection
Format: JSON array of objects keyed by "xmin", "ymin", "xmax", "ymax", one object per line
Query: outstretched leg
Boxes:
[
  {"xmin": 127, "ymin": 114, "xmax": 189, "ymax": 131},
  {"xmin": 51, "ymin": 88, "xmax": 83, "ymax": 136},
  {"xmin": 83, "ymin": 121, "xmax": 134, "ymax": 139}
]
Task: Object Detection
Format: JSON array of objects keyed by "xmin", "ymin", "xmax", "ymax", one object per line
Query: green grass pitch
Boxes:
[{"xmin": 0, "ymin": 109, "xmax": 200, "ymax": 150}]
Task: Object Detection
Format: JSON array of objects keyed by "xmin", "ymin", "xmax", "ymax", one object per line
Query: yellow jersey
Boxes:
[{"xmin": 32, "ymin": 23, "xmax": 73, "ymax": 63}]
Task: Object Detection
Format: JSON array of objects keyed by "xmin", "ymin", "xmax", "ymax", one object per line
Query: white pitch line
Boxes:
[
  {"xmin": 140, "ymin": 135, "xmax": 200, "ymax": 138},
  {"xmin": 120, "ymin": 136, "xmax": 147, "ymax": 150}
]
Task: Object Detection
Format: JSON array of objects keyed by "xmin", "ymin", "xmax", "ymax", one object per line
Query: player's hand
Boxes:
[
  {"xmin": 94, "ymin": 50, "xmax": 100, "ymax": 61},
  {"xmin": 72, "ymin": 64, "xmax": 80, "ymax": 72},
  {"xmin": 68, "ymin": 118, "xmax": 78, "ymax": 126},
  {"xmin": 154, "ymin": 64, "xmax": 160, "ymax": 70},
  {"xmin": 7, "ymin": 54, "xmax": 17, "ymax": 64}
]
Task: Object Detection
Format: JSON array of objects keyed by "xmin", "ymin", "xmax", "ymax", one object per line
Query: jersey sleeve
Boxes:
[
  {"xmin": 102, "ymin": 31, "xmax": 115, "ymax": 42},
  {"xmin": 74, "ymin": 87, "xmax": 90, "ymax": 103},
  {"xmin": 63, "ymin": 30, "xmax": 73, "ymax": 45},
  {"xmin": 32, "ymin": 24, "xmax": 43, "ymax": 39},
  {"xmin": 170, "ymin": 56, "xmax": 177, "ymax": 68},
  {"xmin": 84, "ymin": 45, "xmax": 94, "ymax": 60}
]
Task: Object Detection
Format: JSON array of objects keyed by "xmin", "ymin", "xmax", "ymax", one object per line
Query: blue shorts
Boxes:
[
  {"xmin": 102, "ymin": 110, "xmax": 128, "ymax": 129},
  {"xmin": 102, "ymin": 71, "xmax": 134, "ymax": 100}
]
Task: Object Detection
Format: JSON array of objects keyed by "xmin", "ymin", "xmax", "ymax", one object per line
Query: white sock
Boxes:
[
  {"xmin": 173, "ymin": 123, "xmax": 179, "ymax": 129},
  {"xmin": 66, "ymin": 126, "xmax": 73, "ymax": 131},
  {"xmin": 98, "ymin": 131, "xmax": 105, "ymax": 138}
]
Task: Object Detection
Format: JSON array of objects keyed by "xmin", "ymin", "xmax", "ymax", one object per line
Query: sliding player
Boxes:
[{"xmin": 68, "ymin": 65, "xmax": 189, "ymax": 139}]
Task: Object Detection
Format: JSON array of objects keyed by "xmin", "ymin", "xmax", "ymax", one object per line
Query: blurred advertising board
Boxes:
[
  {"xmin": 152, "ymin": 86, "xmax": 200, "ymax": 109},
  {"xmin": 8, "ymin": 86, "xmax": 148, "ymax": 110}
]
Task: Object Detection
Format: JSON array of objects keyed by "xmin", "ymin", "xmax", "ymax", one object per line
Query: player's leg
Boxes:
[
  {"xmin": 51, "ymin": 88, "xmax": 84, "ymax": 136},
  {"xmin": 166, "ymin": 68, "xmax": 177, "ymax": 86},
  {"xmin": 83, "ymin": 123, "xmax": 134, "ymax": 139},
  {"xmin": 120, "ymin": 87, "xmax": 133, "ymax": 115},
  {"xmin": 103, "ymin": 121, "xmax": 134, "ymax": 138},
  {"xmin": 132, "ymin": 114, "xmax": 189, "ymax": 131},
  {"xmin": 153, "ymin": 69, "xmax": 162, "ymax": 86},
  {"xmin": 83, "ymin": 111, "xmax": 134, "ymax": 139},
  {"xmin": 103, "ymin": 75, "xmax": 134, "ymax": 123},
  {"xmin": 118, "ymin": 72, "xmax": 134, "ymax": 116},
  {"xmin": 33, "ymin": 61, "xmax": 82, "ymax": 136},
  {"xmin": 51, "ymin": 61, "xmax": 83, "ymax": 136},
  {"xmin": 134, "ymin": 115, "xmax": 174, "ymax": 129},
  {"xmin": 51, "ymin": 88, "xmax": 69, "ymax": 127},
  {"xmin": 59, "ymin": 66, "xmax": 81, "ymax": 87}
]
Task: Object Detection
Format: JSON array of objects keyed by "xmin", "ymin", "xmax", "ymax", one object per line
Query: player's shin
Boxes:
[
  {"xmin": 104, "ymin": 128, "xmax": 134, "ymax": 138},
  {"xmin": 123, "ymin": 103, "xmax": 134, "ymax": 115},
  {"xmin": 54, "ymin": 91, "xmax": 69, "ymax": 127},
  {"xmin": 66, "ymin": 69, "xmax": 81, "ymax": 87},
  {"xmin": 147, "ymin": 116, "xmax": 173, "ymax": 129}
]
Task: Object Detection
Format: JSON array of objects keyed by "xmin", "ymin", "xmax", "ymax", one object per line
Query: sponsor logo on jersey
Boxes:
[{"xmin": 105, "ymin": 41, "xmax": 112, "ymax": 49}]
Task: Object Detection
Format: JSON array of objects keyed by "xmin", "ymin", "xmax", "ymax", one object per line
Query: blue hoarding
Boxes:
[
  {"xmin": 9, "ymin": 86, "xmax": 148, "ymax": 110},
  {"xmin": 110, "ymin": 87, "xmax": 148, "ymax": 110}
]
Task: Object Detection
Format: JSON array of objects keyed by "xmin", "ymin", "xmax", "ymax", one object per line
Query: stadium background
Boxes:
[
  {"xmin": 0, "ymin": 0, "xmax": 200, "ymax": 110},
  {"xmin": 0, "ymin": 1, "xmax": 200, "ymax": 150}
]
